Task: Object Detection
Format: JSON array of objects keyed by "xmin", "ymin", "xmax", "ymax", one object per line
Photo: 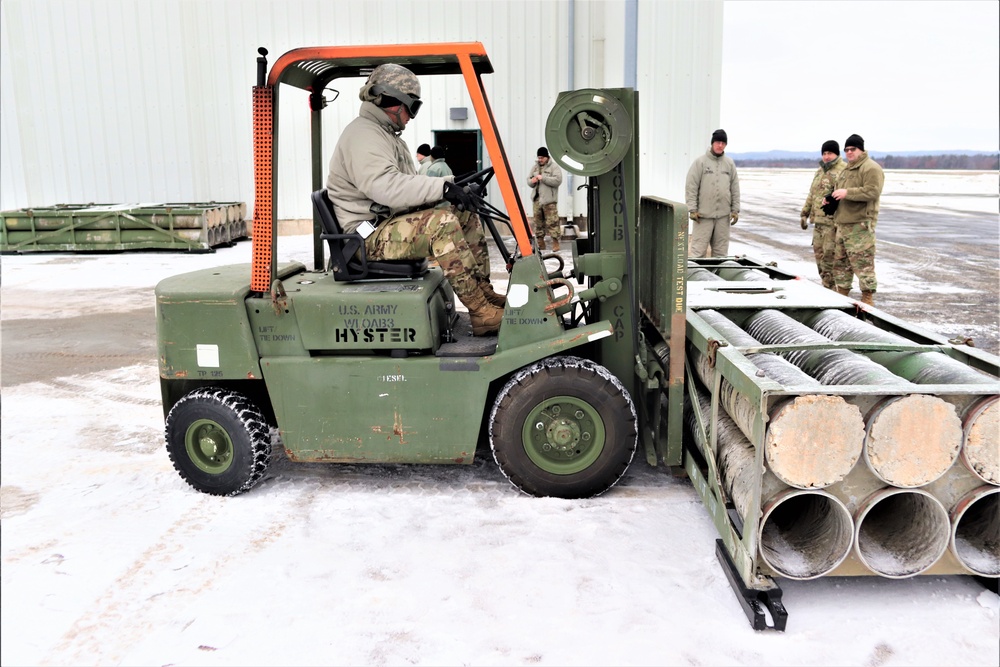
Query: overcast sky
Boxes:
[{"xmin": 720, "ymin": 0, "xmax": 1000, "ymax": 153}]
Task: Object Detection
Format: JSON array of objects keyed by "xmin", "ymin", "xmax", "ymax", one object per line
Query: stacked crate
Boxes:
[{"xmin": 1, "ymin": 202, "xmax": 248, "ymax": 253}]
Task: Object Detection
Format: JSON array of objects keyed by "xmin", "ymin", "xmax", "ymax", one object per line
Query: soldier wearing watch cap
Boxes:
[
  {"xmin": 685, "ymin": 129, "xmax": 741, "ymax": 257},
  {"xmin": 801, "ymin": 139, "xmax": 846, "ymax": 290},
  {"xmin": 827, "ymin": 133, "xmax": 884, "ymax": 306}
]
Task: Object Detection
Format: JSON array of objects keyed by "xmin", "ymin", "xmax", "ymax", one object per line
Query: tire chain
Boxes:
[
  {"xmin": 489, "ymin": 355, "xmax": 637, "ymax": 498},
  {"xmin": 165, "ymin": 387, "xmax": 272, "ymax": 496}
]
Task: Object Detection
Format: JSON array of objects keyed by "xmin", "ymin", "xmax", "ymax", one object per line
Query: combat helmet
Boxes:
[{"xmin": 359, "ymin": 63, "xmax": 422, "ymax": 117}]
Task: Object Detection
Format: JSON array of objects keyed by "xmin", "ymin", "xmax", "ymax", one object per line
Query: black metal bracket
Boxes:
[
  {"xmin": 715, "ymin": 540, "xmax": 788, "ymax": 632},
  {"xmin": 256, "ymin": 47, "xmax": 268, "ymax": 87}
]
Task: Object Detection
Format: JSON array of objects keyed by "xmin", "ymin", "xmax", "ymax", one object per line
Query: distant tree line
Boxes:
[{"xmin": 735, "ymin": 154, "xmax": 999, "ymax": 169}]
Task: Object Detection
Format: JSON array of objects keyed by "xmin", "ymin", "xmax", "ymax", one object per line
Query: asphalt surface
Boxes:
[{"xmin": 732, "ymin": 169, "xmax": 999, "ymax": 355}]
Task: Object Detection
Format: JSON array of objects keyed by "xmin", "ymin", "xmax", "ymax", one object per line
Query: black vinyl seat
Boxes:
[{"xmin": 311, "ymin": 190, "xmax": 428, "ymax": 282}]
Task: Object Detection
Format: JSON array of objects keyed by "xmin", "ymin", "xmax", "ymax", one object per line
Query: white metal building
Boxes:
[{"xmin": 1, "ymin": 0, "xmax": 723, "ymax": 222}]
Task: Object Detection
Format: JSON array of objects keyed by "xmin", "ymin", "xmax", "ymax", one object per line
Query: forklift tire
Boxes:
[
  {"xmin": 165, "ymin": 387, "xmax": 271, "ymax": 496},
  {"xmin": 489, "ymin": 356, "xmax": 637, "ymax": 498}
]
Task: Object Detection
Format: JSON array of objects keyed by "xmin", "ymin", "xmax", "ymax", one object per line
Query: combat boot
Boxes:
[
  {"xmin": 551, "ymin": 238, "xmax": 561, "ymax": 252},
  {"xmin": 836, "ymin": 286, "xmax": 850, "ymax": 296},
  {"xmin": 861, "ymin": 290, "xmax": 875, "ymax": 306},
  {"xmin": 536, "ymin": 238, "xmax": 546, "ymax": 251},
  {"xmin": 480, "ymin": 282, "xmax": 507, "ymax": 307},
  {"xmin": 460, "ymin": 287, "xmax": 503, "ymax": 336}
]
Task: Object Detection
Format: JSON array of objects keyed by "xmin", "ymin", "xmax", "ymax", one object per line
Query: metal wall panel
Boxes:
[{"xmin": 1, "ymin": 0, "xmax": 722, "ymax": 221}]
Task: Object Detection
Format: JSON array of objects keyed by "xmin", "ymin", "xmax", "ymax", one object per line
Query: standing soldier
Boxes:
[
  {"xmin": 527, "ymin": 146, "xmax": 564, "ymax": 251},
  {"xmin": 828, "ymin": 133, "xmax": 884, "ymax": 306},
  {"xmin": 415, "ymin": 143, "xmax": 432, "ymax": 175},
  {"xmin": 801, "ymin": 139, "xmax": 846, "ymax": 290},
  {"xmin": 686, "ymin": 129, "xmax": 741, "ymax": 257},
  {"xmin": 425, "ymin": 146, "xmax": 453, "ymax": 177}
]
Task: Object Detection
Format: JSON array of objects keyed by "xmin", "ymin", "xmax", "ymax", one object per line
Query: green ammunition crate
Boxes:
[{"xmin": 0, "ymin": 201, "xmax": 248, "ymax": 253}]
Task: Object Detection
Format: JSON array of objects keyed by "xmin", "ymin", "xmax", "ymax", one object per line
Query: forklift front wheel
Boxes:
[
  {"xmin": 490, "ymin": 356, "xmax": 637, "ymax": 499},
  {"xmin": 165, "ymin": 387, "xmax": 272, "ymax": 496}
]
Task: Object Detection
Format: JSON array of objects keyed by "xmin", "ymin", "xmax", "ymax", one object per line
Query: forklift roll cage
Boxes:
[{"xmin": 250, "ymin": 42, "xmax": 533, "ymax": 293}]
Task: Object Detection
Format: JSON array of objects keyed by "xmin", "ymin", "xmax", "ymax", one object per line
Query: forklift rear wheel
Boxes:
[
  {"xmin": 165, "ymin": 387, "xmax": 271, "ymax": 496},
  {"xmin": 490, "ymin": 356, "xmax": 637, "ymax": 498}
]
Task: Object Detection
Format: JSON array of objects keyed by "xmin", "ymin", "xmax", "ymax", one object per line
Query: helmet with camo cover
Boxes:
[{"xmin": 359, "ymin": 63, "xmax": 422, "ymax": 117}]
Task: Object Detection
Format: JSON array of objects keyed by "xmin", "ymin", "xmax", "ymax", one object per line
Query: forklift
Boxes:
[{"xmin": 156, "ymin": 43, "xmax": 688, "ymax": 500}]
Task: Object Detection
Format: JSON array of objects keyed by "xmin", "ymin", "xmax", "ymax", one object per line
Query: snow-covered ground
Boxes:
[{"xmin": 2, "ymin": 171, "xmax": 998, "ymax": 666}]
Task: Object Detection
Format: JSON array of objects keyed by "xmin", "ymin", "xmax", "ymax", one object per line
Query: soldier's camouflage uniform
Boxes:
[
  {"xmin": 527, "ymin": 159, "xmax": 563, "ymax": 244},
  {"xmin": 326, "ymin": 98, "xmax": 492, "ymax": 303},
  {"xmin": 801, "ymin": 156, "xmax": 846, "ymax": 289},
  {"xmin": 367, "ymin": 206, "xmax": 490, "ymax": 299},
  {"xmin": 832, "ymin": 151, "xmax": 884, "ymax": 292}
]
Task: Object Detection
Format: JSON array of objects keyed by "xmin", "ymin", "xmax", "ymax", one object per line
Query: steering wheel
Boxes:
[{"xmin": 454, "ymin": 166, "xmax": 494, "ymax": 196}]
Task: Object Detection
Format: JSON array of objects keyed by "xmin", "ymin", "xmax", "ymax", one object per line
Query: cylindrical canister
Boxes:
[
  {"xmin": 759, "ymin": 489, "xmax": 854, "ymax": 579},
  {"xmin": 854, "ymin": 488, "xmax": 950, "ymax": 578},
  {"xmin": 864, "ymin": 395, "xmax": 962, "ymax": 487},
  {"xmin": 950, "ymin": 486, "xmax": 1000, "ymax": 577}
]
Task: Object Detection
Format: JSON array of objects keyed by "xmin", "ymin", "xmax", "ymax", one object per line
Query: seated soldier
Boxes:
[{"xmin": 325, "ymin": 63, "xmax": 504, "ymax": 336}]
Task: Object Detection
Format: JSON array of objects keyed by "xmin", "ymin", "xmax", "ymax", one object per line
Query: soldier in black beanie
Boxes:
[
  {"xmin": 685, "ymin": 129, "xmax": 741, "ymax": 257},
  {"xmin": 416, "ymin": 143, "xmax": 433, "ymax": 174},
  {"xmin": 800, "ymin": 139, "xmax": 847, "ymax": 290},
  {"xmin": 829, "ymin": 133, "xmax": 884, "ymax": 305}
]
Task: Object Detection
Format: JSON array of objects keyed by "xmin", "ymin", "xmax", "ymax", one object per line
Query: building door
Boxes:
[{"xmin": 432, "ymin": 130, "xmax": 482, "ymax": 180}]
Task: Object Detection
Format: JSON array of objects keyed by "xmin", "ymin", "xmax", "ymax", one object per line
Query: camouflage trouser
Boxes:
[
  {"xmin": 833, "ymin": 220, "xmax": 877, "ymax": 292},
  {"xmin": 812, "ymin": 222, "xmax": 837, "ymax": 289},
  {"xmin": 532, "ymin": 201, "xmax": 560, "ymax": 241},
  {"xmin": 689, "ymin": 216, "xmax": 731, "ymax": 258},
  {"xmin": 365, "ymin": 205, "xmax": 491, "ymax": 301}
]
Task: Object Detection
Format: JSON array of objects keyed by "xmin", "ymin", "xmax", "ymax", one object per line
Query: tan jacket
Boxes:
[
  {"xmin": 685, "ymin": 149, "xmax": 740, "ymax": 219},
  {"xmin": 527, "ymin": 159, "xmax": 563, "ymax": 206},
  {"xmin": 326, "ymin": 102, "xmax": 451, "ymax": 234},
  {"xmin": 833, "ymin": 152, "xmax": 884, "ymax": 225}
]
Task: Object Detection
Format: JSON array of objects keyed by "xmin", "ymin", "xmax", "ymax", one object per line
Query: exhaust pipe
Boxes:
[
  {"xmin": 855, "ymin": 488, "xmax": 950, "ymax": 578},
  {"xmin": 759, "ymin": 489, "xmax": 854, "ymax": 579},
  {"xmin": 864, "ymin": 395, "xmax": 962, "ymax": 487},
  {"xmin": 951, "ymin": 486, "xmax": 1000, "ymax": 577},
  {"xmin": 963, "ymin": 396, "xmax": 999, "ymax": 485}
]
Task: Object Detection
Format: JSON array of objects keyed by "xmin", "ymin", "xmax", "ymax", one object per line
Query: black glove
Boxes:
[
  {"xmin": 821, "ymin": 196, "xmax": 839, "ymax": 216},
  {"xmin": 443, "ymin": 181, "xmax": 475, "ymax": 212}
]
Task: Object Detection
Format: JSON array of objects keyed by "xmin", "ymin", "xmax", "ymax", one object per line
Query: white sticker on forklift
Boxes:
[
  {"xmin": 507, "ymin": 284, "xmax": 529, "ymax": 308},
  {"xmin": 561, "ymin": 155, "xmax": 583, "ymax": 171},
  {"xmin": 588, "ymin": 330, "xmax": 612, "ymax": 342},
  {"xmin": 196, "ymin": 344, "xmax": 220, "ymax": 368}
]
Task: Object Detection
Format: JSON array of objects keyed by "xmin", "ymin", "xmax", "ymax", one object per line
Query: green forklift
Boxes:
[{"xmin": 156, "ymin": 43, "xmax": 688, "ymax": 501}]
